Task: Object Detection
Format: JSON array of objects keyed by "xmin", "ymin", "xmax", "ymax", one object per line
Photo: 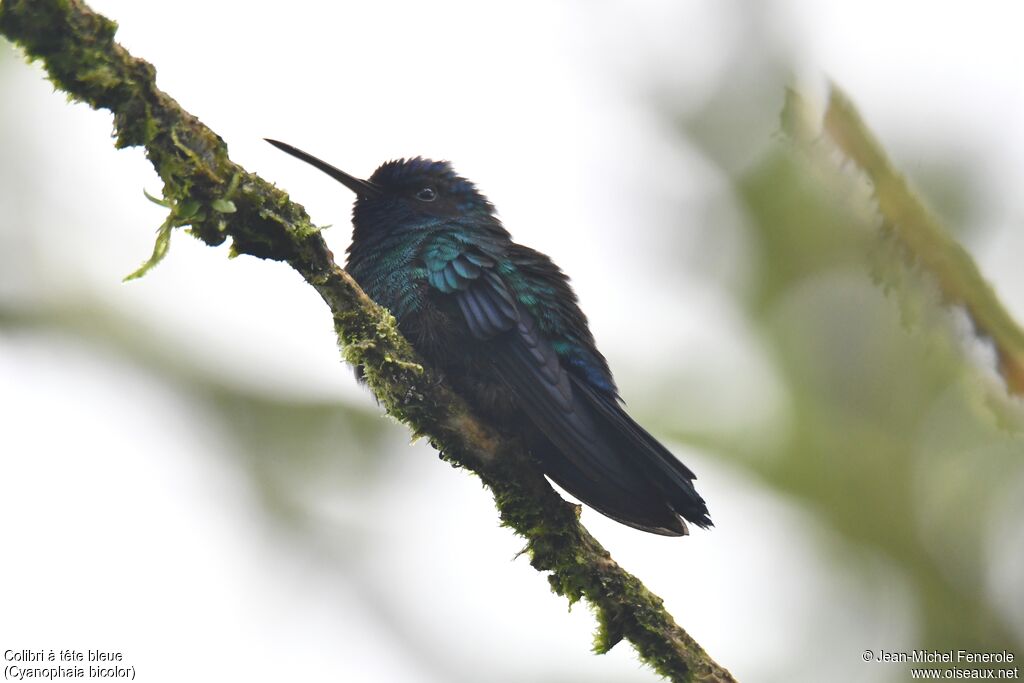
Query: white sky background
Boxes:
[{"xmin": 1, "ymin": 1, "xmax": 1023, "ymax": 681}]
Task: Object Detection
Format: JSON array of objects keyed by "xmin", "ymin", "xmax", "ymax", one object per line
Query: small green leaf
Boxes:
[
  {"xmin": 211, "ymin": 198, "xmax": 236, "ymax": 213},
  {"xmin": 176, "ymin": 199, "xmax": 201, "ymax": 220},
  {"xmin": 143, "ymin": 188, "xmax": 171, "ymax": 207},
  {"xmin": 123, "ymin": 219, "xmax": 173, "ymax": 281}
]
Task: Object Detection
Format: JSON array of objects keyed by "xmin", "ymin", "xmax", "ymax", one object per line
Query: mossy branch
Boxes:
[
  {"xmin": 784, "ymin": 85, "xmax": 1024, "ymax": 397},
  {"xmin": 0, "ymin": 2, "xmax": 735, "ymax": 681}
]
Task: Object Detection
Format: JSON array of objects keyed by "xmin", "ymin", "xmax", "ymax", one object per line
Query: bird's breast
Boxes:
[
  {"xmin": 383, "ymin": 286, "xmax": 523, "ymax": 423},
  {"xmin": 347, "ymin": 237, "xmax": 430, "ymax": 320}
]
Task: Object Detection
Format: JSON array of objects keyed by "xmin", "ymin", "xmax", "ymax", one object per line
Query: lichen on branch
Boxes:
[{"xmin": 0, "ymin": 1, "xmax": 735, "ymax": 681}]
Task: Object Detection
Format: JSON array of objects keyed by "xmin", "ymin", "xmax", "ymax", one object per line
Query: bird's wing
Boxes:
[
  {"xmin": 423, "ymin": 243, "xmax": 520, "ymax": 339},
  {"xmin": 506, "ymin": 244, "xmax": 710, "ymax": 527},
  {"xmin": 423, "ymin": 240, "xmax": 700, "ymax": 534},
  {"xmin": 424, "ymin": 242, "xmax": 626, "ymax": 476}
]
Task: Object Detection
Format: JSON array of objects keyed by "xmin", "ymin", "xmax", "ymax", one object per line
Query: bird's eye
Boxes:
[{"xmin": 415, "ymin": 187, "xmax": 437, "ymax": 202}]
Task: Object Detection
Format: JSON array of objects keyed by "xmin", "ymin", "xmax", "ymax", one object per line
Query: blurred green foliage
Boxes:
[{"xmin": 663, "ymin": 80, "xmax": 1024, "ymax": 666}]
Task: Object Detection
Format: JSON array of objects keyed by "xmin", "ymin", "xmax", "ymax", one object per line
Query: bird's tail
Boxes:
[
  {"xmin": 524, "ymin": 378, "xmax": 710, "ymax": 536},
  {"xmin": 572, "ymin": 377, "xmax": 712, "ymax": 529}
]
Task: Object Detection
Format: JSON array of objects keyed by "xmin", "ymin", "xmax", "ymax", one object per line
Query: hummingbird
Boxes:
[{"xmin": 266, "ymin": 139, "xmax": 711, "ymax": 535}]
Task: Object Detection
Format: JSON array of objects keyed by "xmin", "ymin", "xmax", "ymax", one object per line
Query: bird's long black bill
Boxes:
[{"xmin": 265, "ymin": 138, "xmax": 382, "ymax": 199}]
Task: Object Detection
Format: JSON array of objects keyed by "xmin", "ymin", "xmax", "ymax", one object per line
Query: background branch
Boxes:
[
  {"xmin": 0, "ymin": 1, "xmax": 735, "ymax": 681},
  {"xmin": 785, "ymin": 85, "xmax": 1024, "ymax": 397}
]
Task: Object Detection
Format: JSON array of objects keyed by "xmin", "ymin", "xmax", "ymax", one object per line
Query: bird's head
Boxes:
[{"xmin": 266, "ymin": 139, "xmax": 498, "ymax": 239}]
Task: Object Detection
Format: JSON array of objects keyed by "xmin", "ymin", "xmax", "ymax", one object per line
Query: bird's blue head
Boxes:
[{"xmin": 265, "ymin": 139, "xmax": 500, "ymax": 242}]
